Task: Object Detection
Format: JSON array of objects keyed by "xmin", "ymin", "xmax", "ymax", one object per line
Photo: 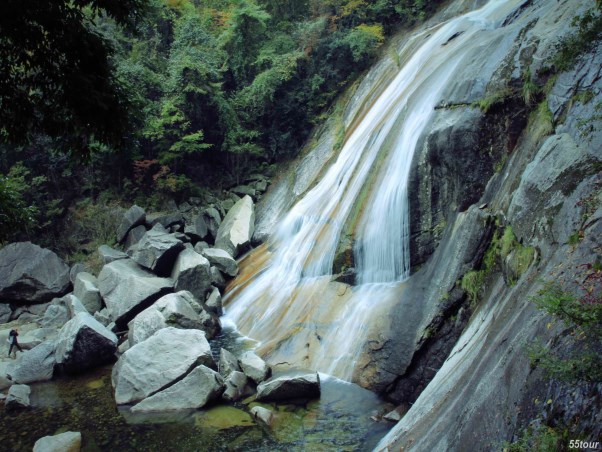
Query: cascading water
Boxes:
[{"xmin": 224, "ymin": 0, "xmax": 522, "ymax": 382}]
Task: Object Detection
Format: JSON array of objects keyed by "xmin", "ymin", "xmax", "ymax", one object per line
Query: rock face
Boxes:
[
  {"xmin": 238, "ymin": 351, "xmax": 270, "ymax": 384},
  {"xmin": 171, "ymin": 247, "xmax": 212, "ymax": 301},
  {"xmin": 202, "ymin": 248, "xmax": 238, "ymax": 277},
  {"xmin": 73, "ymin": 273, "xmax": 102, "ymax": 314},
  {"xmin": 215, "ymin": 195, "xmax": 255, "ymax": 258},
  {"xmin": 55, "ymin": 312, "xmax": 118, "ymax": 373},
  {"xmin": 6, "ymin": 340, "xmax": 56, "ymax": 384},
  {"xmin": 128, "ymin": 229, "xmax": 185, "ymax": 276},
  {"xmin": 112, "ymin": 327, "xmax": 215, "ymax": 405},
  {"xmin": 5, "ymin": 384, "xmax": 30, "ymax": 411},
  {"xmin": 125, "ymin": 225, "xmax": 147, "ymax": 250},
  {"xmin": 117, "ymin": 205, "xmax": 146, "ymax": 243},
  {"xmin": 98, "ymin": 259, "xmax": 173, "ymax": 329},
  {"xmin": 256, "ymin": 372, "xmax": 320, "ymax": 401},
  {"xmin": 131, "ymin": 365, "xmax": 224, "ymax": 412},
  {"xmin": 33, "ymin": 431, "xmax": 82, "ymax": 452},
  {"xmin": 0, "ymin": 242, "xmax": 70, "ymax": 304}
]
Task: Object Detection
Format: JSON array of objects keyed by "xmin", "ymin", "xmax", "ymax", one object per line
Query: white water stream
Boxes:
[{"xmin": 224, "ymin": 0, "xmax": 522, "ymax": 381}]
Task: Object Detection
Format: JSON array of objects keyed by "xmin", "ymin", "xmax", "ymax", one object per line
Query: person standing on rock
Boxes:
[{"xmin": 8, "ymin": 329, "xmax": 23, "ymax": 358}]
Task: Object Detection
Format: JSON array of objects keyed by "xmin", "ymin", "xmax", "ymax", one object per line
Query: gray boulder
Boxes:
[
  {"xmin": 98, "ymin": 245, "xmax": 128, "ymax": 265},
  {"xmin": 147, "ymin": 212, "xmax": 184, "ymax": 230},
  {"xmin": 98, "ymin": 259, "xmax": 173, "ymax": 329},
  {"xmin": 222, "ymin": 371, "xmax": 249, "ymax": 402},
  {"xmin": 69, "ymin": 263, "xmax": 87, "ymax": 285},
  {"xmin": 205, "ymin": 286, "xmax": 223, "ymax": 316},
  {"xmin": 94, "ymin": 308, "xmax": 111, "ymax": 327},
  {"xmin": 202, "ymin": 248, "xmax": 238, "ymax": 277},
  {"xmin": 184, "ymin": 214, "xmax": 209, "ymax": 242},
  {"xmin": 73, "ymin": 272, "xmax": 102, "ymax": 314},
  {"xmin": 194, "ymin": 241, "xmax": 209, "ymax": 254},
  {"xmin": 55, "ymin": 312, "xmax": 118, "ymax": 373},
  {"xmin": 239, "ymin": 351, "xmax": 270, "ymax": 384},
  {"xmin": 0, "ymin": 304, "xmax": 11, "ymax": 323},
  {"xmin": 33, "ymin": 431, "xmax": 82, "ymax": 452},
  {"xmin": 0, "ymin": 242, "xmax": 70, "ymax": 304},
  {"xmin": 256, "ymin": 372, "xmax": 320, "ymax": 401},
  {"xmin": 171, "ymin": 247, "xmax": 212, "ymax": 301},
  {"xmin": 5, "ymin": 384, "xmax": 30, "ymax": 411},
  {"xmin": 131, "ymin": 365, "xmax": 224, "ymax": 412},
  {"xmin": 62, "ymin": 294, "xmax": 88, "ymax": 318},
  {"xmin": 112, "ymin": 327, "xmax": 215, "ymax": 405},
  {"xmin": 6, "ymin": 340, "xmax": 56, "ymax": 384},
  {"xmin": 231, "ymin": 185, "xmax": 256, "ymax": 198},
  {"xmin": 128, "ymin": 291, "xmax": 217, "ymax": 346},
  {"xmin": 203, "ymin": 208, "xmax": 221, "ymax": 240},
  {"xmin": 218, "ymin": 348, "xmax": 241, "ymax": 378},
  {"xmin": 250, "ymin": 406, "xmax": 274, "ymax": 427},
  {"xmin": 40, "ymin": 304, "xmax": 70, "ymax": 329},
  {"xmin": 128, "ymin": 229, "xmax": 185, "ymax": 276},
  {"xmin": 215, "ymin": 195, "xmax": 255, "ymax": 258},
  {"xmin": 125, "ymin": 225, "xmax": 147, "ymax": 250},
  {"xmin": 210, "ymin": 267, "xmax": 226, "ymax": 291},
  {"xmin": 16, "ymin": 328, "xmax": 56, "ymax": 349},
  {"xmin": 116, "ymin": 205, "xmax": 146, "ymax": 244}
]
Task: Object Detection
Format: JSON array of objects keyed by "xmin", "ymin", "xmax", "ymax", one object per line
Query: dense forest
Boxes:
[{"xmin": 0, "ymin": 0, "xmax": 442, "ymax": 255}]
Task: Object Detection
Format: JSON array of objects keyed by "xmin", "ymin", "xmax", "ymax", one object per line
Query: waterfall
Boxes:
[{"xmin": 224, "ymin": 0, "xmax": 522, "ymax": 381}]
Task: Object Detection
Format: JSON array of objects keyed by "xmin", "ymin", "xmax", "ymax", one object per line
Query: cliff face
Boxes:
[
  {"xmin": 373, "ymin": 1, "xmax": 602, "ymax": 449},
  {"xmin": 250, "ymin": 0, "xmax": 601, "ymax": 447}
]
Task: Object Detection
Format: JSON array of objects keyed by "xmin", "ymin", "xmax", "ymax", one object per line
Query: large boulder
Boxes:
[
  {"xmin": 40, "ymin": 304, "xmax": 70, "ymax": 329},
  {"xmin": 55, "ymin": 312, "xmax": 118, "ymax": 373},
  {"xmin": 0, "ymin": 242, "xmax": 70, "ymax": 304},
  {"xmin": 116, "ymin": 205, "xmax": 146, "ymax": 244},
  {"xmin": 250, "ymin": 406, "xmax": 274, "ymax": 427},
  {"xmin": 215, "ymin": 195, "xmax": 255, "ymax": 258},
  {"xmin": 222, "ymin": 371, "xmax": 249, "ymax": 402},
  {"xmin": 6, "ymin": 340, "xmax": 56, "ymax": 384},
  {"xmin": 98, "ymin": 245, "xmax": 128, "ymax": 265},
  {"xmin": 5, "ymin": 384, "xmax": 31, "ymax": 411},
  {"xmin": 112, "ymin": 327, "xmax": 215, "ymax": 405},
  {"xmin": 210, "ymin": 267, "xmax": 226, "ymax": 291},
  {"xmin": 238, "ymin": 351, "xmax": 270, "ymax": 384},
  {"xmin": 202, "ymin": 208, "xmax": 221, "ymax": 240},
  {"xmin": 218, "ymin": 348, "xmax": 241, "ymax": 378},
  {"xmin": 73, "ymin": 273, "xmax": 102, "ymax": 314},
  {"xmin": 171, "ymin": 247, "xmax": 212, "ymax": 301},
  {"xmin": 147, "ymin": 212, "xmax": 184, "ymax": 230},
  {"xmin": 256, "ymin": 372, "xmax": 320, "ymax": 401},
  {"xmin": 33, "ymin": 431, "xmax": 82, "ymax": 452},
  {"xmin": 130, "ymin": 365, "xmax": 224, "ymax": 412},
  {"xmin": 0, "ymin": 304, "xmax": 11, "ymax": 323},
  {"xmin": 128, "ymin": 229, "xmax": 185, "ymax": 276},
  {"xmin": 202, "ymin": 248, "xmax": 238, "ymax": 277},
  {"xmin": 97, "ymin": 259, "xmax": 173, "ymax": 329},
  {"xmin": 124, "ymin": 225, "xmax": 147, "ymax": 251},
  {"xmin": 205, "ymin": 286, "xmax": 223, "ymax": 316},
  {"xmin": 184, "ymin": 214, "xmax": 209, "ymax": 242},
  {"xmin": 128, "ymin": 291, "xmax": 218, "ymax": 346}
]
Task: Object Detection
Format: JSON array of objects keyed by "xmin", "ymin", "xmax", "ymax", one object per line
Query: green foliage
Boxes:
[
  {"xmin": 551, "ymin": 5, "xmax": 602, "ymax": 73},
  {"xmin": 461, "ymin": 270, "xmax": 485, "ymax": 304},
  {"xmin": 0, "ymin": 0, "xmax": 145, "ymax": 158},
  {"xmin": 529, "ymin": 277, "xmax": 602, "ymax": 382},
  {"xmin": 472, "ymin": 88, "xmax": 513, "ymax": 113},
  {"xmin": 503, "ymin": 424, "xmax": 567, "ymax": 452},
  {"xmin": 0, "ymin": 166, "xmax": 37, "ymax": 244},
  {"xmin": 528, "ymin": 100, "xmax": 554, "ymax": 137},
  {"xmin": 521, "ymin": 68, "xmax": 540, "ymax": 107}
]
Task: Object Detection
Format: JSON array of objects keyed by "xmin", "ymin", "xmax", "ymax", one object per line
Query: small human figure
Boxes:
[{"xmin": 8, "ymin": 329, "xmax": 23, "ymax": 359}]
